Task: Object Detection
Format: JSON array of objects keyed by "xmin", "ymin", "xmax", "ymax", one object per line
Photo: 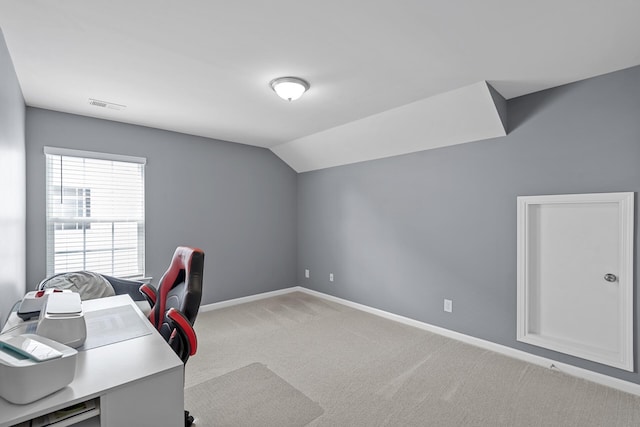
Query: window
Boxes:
[
  {"xmin": 52, "ymin": 186, "xmax": 91, "ymax": 230},
  {"xmin": 45, "ymin": 147, "xmax": 146, "ymax": 278}
]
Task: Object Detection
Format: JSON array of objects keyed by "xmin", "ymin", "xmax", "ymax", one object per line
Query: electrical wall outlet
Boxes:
[
  {"xmin": 305, "ymin": 269, "xmax": 310, "ymax": 278},
  {"xmin": 329, "ymin": 273, "xmax": 334, "ymax": 282},
  {"xmin": 444, "ymin": 299, "xmax": 452, "ymax": 313}
]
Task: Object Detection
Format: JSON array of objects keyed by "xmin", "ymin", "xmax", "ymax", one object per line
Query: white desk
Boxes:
[{"xmin": 0, "ymin": 295, "xmax": 184, "ymax": 427}]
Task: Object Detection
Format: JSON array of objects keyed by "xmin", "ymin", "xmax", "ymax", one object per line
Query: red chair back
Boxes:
[{"xmin": 141, "ymin": 246, "xmax": 204, "ymax": 362}]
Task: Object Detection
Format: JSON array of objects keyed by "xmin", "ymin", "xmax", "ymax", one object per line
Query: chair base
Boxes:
[{"xmin": 185, "ymin": 410, "xmax": 194, "ymax": 426}]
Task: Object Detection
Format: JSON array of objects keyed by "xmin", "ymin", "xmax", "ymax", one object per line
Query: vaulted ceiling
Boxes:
[{"xmin": 1, "ymin": 1, "xmax": 639, "ymax": 171}]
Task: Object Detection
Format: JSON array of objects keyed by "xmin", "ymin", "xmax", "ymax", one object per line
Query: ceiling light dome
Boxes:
[{"xmin": 270, "ymin": 77, "xmax": 310, "ymax": 101}]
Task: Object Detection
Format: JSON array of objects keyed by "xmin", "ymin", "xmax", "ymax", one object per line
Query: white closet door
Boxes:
[{"xmin": 517, "ymin": 192, "xmax": 634, "ymax": 371}]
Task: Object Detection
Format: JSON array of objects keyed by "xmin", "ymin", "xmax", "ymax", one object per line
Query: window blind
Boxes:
[{"xmin": 45, "ymin": 147, "xmax": 146, "ymax": 278}]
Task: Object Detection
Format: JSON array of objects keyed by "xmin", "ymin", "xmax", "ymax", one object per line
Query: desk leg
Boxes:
[{"xmin": 100, "ymin": 366, "xmax": 183, "ymax": 427}]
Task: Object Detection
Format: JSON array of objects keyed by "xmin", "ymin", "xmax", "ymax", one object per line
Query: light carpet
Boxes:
[
  {"xmin": 185, "ymin": 292, "xmax": 640, "ymax": 426},
  {"xmin": 185, "ymin": 362, "xmax": 323, "ymax": 426}
]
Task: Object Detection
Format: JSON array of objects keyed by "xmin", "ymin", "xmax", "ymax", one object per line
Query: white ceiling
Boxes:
[{"xmin": 1, "ymin": 1, "xmax": 639, "ymax": 170}]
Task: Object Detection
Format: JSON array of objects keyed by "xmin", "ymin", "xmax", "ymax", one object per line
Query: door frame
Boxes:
[{"xmin": 516, "ymin": 192, "xmax": 634, "ymax": 371}]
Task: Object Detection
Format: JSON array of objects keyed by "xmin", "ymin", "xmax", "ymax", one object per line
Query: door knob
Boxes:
[{"xmin": 604, "ymin": 273, "xmax": 617, "ymax": 283}]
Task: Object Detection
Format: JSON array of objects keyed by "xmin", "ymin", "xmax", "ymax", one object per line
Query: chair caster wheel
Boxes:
[{"xmin": 185, "ymin": 410, "xmax": 194, "ymax": 426}]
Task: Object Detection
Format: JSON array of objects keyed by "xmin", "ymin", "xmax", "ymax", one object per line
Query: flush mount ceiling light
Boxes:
[{"xmin": 269, "ymin": 77, "xmax": 310, "ymax": 101}]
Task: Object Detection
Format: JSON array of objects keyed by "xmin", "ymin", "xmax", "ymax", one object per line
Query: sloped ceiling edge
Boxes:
[{"xmin": 271, "ymin": 81, "xmax": 508, "ymax": 173}]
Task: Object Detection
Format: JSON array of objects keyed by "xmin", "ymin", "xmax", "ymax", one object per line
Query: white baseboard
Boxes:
[
  {"xmin": 199, "ymin": 287, "xmax": 299, "ymax": 312},
  {"xmin": 200, "ymin": 285, "xmax": 640, "ymax": 396}
]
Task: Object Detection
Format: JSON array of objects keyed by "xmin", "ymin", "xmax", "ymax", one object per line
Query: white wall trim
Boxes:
[
  {"xmin": 44, "ymin": 145, "xmax": 147, "ymax": 164},
  {"xmin": 199, "ymin": 287, "xmax": 300, "ymax": 312},
  {"xmin": 200, "ymin": 286, "xmax": 640, "ymax": 396}
]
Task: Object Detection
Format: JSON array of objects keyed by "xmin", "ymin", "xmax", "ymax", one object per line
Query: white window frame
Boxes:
[{"xmin": 44, "ymin": 146, "xmax": 147, "ymax": 279}]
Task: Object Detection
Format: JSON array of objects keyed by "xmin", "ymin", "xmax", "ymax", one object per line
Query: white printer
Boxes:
[
  {"xmin": 0, "ymin": 291, "xmax": 87, "ymax": 404},
  {"xmin": 36, "ymin": 292, "xmax": 87, "ymax": 349},
  {"xmin": 17, "ymin": 288, "xmax": 72, "ymax": 320},
  {"xmin": 0, "ymin": 334, "xmax": 77, "ymax": 404}
]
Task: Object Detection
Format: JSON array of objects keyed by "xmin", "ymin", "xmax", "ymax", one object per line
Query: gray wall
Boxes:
[
  {"xmin": 297, "ymin": 65, "xmax": 640, "ymax": 384},
  {"xmin": 26, "ymin": 108, "xmax": 297, "ymax": 304},
  {"xmin": 0, "ymin": 29, "xmax": 26, "ymax": 323}
]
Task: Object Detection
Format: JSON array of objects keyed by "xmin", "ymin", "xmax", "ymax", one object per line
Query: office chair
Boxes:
[
  {"xmin": 139, "ymin": 246, "xmax": 204, "ymax": 427},
  {"xmin": 139, "ymin": 246, "xmax": 204, "ymax": 364}
]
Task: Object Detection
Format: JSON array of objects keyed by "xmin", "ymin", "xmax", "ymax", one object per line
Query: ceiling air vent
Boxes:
[{"xmin": 88, "ymin": 98, "xmax": 126, "ymax": 111}]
